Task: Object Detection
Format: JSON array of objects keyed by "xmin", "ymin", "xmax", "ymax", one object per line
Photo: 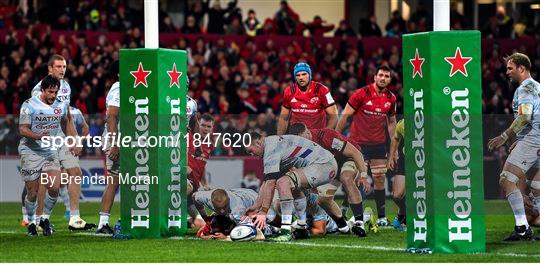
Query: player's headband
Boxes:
[{"xmin": 293, "ymin": 62, "xmax": 312, "ymax": 81}]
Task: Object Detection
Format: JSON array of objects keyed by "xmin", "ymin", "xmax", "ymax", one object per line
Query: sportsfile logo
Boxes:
[
  {"xmin": 167, "ymin": 97, "xmax": 182, "ymax": 228},
  {"xmin": 446, "ymin": 88, "xmax": 473, "ymax": 242},
  {"xmin": 131, "ymin": 97, "xmax": 151, "ymax": 228},
  {"xmin": 411, "ymin": 88, "xmax": 427, "ymax": 242}
]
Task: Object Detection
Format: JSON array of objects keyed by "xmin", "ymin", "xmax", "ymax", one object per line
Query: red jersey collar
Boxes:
[
  {"xmin": 295, "ymin": 81, "xmax": 315, "ymax": 93},
  {"xmin": 369, "ymin": 83, "xmax": 388, "ymax": 97}
]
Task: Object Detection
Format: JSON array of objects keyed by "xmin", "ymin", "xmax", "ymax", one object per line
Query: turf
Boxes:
[{"xmin": 0, "ymin": 200, "xmax": 538, "ymax": 262}]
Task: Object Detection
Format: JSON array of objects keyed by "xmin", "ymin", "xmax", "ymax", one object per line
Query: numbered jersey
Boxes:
[
  {"xmin": 18, "ymin": 96, "xmax": 68, "ymax": 157},
  {"xmin": 263, "ymin": 135, "xmax": 335, "ymax": 177},
  {"xmin": 193, "ymin": 188, "xmax": 258, "ymax": 223},
  {"xmin": 511, "ymin": 77, "xmax": 540, "ymax": 146}
]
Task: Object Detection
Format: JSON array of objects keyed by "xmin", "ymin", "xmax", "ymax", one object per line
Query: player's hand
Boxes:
[
  {"xmin": 242, "ymin": 206, "xmax": 259, "ymax": 220},
  {"xmin": 488, "ymin": 135, "xmax": 506, "ymax": 151},
  {"xmin": 357, "ymin": 177, "xmax": 371, "ymax": 193},
  {"xmin": 253, "ymin": 213, "xmax": 267, "ymax": 229},
  {"xmin": 36, "ymin": 131, "xmax": 50, "ymax": 140},
  {"xmin": 202, "ymin": 184, "xmax": 211, "ymax": 191},
  {"xmin": 387, "ymin": 155, "xmax": 396, "ymax": 171},
  {"xmin": 211, "ymin": 232, "xmax": 227, "ymax": 240},
  {"xmin": 108, "ymin": 146, "xmax": 119, "ymax": 161}
]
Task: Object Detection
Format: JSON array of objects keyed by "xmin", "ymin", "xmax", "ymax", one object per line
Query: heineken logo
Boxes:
[
  {"xmin": 446, "ymin": 88, "xmax": 473, "ymax": 242},
  {"xmin": 412, "ymin": 88, "xmax": 427, "ymax": 242},
  {"xmin": 130, "ymin": 62, "xmax": 152, "ymax": 88},
  {"xmin": 167, "ymin": 63, "xmax": 182, "ymax": 88},
  {"xmin": 409, "ymin": 48, "xmax": 425, "ymax": 79},
  {"xmin": 168, "ymin": 97, "xmax": 182, "ymax": 228},
  {"xmin": 131, "ymin": 97, "xmax": 150, "ymax": 228},
  {"xmin": 445, "ymin": 47, "xmax": 472, "ymax": 77}
]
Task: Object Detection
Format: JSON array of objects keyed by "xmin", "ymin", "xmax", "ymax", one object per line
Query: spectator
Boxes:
[
  {"xmin": 225, "ymin": 16, "xmax": 244, "ymax": 35},
  {"xmin": 207, "ymin": 0, "xmax": 238, "ymax": 34},
  {"xmin": 181, "ymin": 15, "xmax": 201, "ymax": 34},
  {"xmin": 305, "ymin": 15, "xmax": 334, "ymax": 37},
  {"xmin": 161, "ymin": 16, "xmax": 178, "ymax": 32},
  {"xmin": 385, "ymin": 11, "xmax": 406, "ymax": 38},
  {"xmin": 244, "ymin": 9, "xmax": 261, "ymax": 37},
  {"xmin": 334, "ymin": 19, "xmax": 356, "ymax": 37},
  {"xmin": 359, "ymin": 15, "xmax": 382, "ymax": 37},
  {"xmin": 274, "ymin": 0, "xmax": 300, "ymax": 35}
]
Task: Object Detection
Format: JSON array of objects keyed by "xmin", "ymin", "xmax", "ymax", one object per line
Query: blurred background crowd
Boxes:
[{"xmin": 0, "ymin": 0, "xmax": 539, "ymax": 167}]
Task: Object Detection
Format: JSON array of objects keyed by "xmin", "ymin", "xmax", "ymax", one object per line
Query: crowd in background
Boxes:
[{"xmin": 0, "ymin": 0, "xmax": 539, "ymax": 160}]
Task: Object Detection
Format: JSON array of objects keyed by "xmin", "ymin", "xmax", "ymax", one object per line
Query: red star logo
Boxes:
[
  {"xmin": 409, "ymin": 48, "xmax": 425, "ymax": 79},
  {"xmin": 130, "ymin": 62, "xmax": 152, "ymax": 88},
  {"xmin": 444, "ymin": 47, "xmax": 472, "ymax": 77},
  {"xmin": 167, "ymin": 63, "xmax": 182, "ymax": 88}
]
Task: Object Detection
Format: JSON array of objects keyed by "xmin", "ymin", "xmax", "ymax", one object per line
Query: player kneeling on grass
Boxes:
[
  {"xmin": 244, "ymin": 132, "xmax": 343, "ymax": 242},
  {"xmin": 19, "ymin": 75, "xmax": 79, "ymax": 236},
  {"xmin": 193, "ymin": 188, "xmax": 267, "ymax": 240}
]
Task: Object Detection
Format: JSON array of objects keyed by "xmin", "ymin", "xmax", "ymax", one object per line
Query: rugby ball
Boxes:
[{"xmin": 230, "ymin": 224, "xmax": 257, "ymax": 242}]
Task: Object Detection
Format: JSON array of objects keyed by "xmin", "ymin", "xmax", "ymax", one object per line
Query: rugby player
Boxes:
[
  {"xmin": 488, "ymin": 53, "xmax": 540, "ymax": 241},
  {"xmin": 387, "ymin": 118, "xmax": 406, "ymax": 229},
  {"xmin": 336, "ymin": 65, "xmax": 397, "ymax": 226},
  {"xmin": 19, "ymin": 74, "xmax": 78, "ymax": 236}
]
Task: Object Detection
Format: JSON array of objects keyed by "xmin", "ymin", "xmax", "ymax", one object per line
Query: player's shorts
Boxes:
[
  {"xmin": 359, "ymin": 143, "xmax": 387, "ymax": 160},
  {"xmin": 58, "ymin": 145, "xmax": 79, "ymax": 169},
  {"xmin": 20, "ymin": 153, "xmax": 60, "ymax": 182},
  {"xmin": 104, "ymin": 146, "xmax": 120, "ymax": 176},
  {"xmin": 506, "ymin": 141, "xmax": 540, "ymax": 172},
  {"xmin": 298, "ymin": 158, "xmax": 338, "ymax": 188}
]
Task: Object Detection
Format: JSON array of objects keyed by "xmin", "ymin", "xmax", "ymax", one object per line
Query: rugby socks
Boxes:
[
  {"xmin": 293, "ymin": 197, "xmax": 307, "ymax": 226},
  {"xmin": 70, "ymin": 209, "xmax": 80, "ymax": 218},
  {"xmin": 24, "ymin": 197, "xmax": 37, "ymax": 225},
  {"xmin": 99, "ymin": 212, "xmax": 110, "ymax": 228},
  {"xmin": 280, "ymin": 199, "xmax": 294, "ymax": 229},
  {"xmin": 341, "ymin": 193, "xmax": 350, "ymax": 216},
  {"xmin": 21, "ymin": 206, "xmax": 28, "ymax": 222},
  {"xmin": 394, "ymin": 195, "xmax": 406, "ymax": 223},
  {"xmin": 506, "ymin": 189, "xmax": 529, "ymax": 227},
  {"xmin": 59, "ymin": 185, "xmax": 70, "ymax": 210},
  {"xmin": 350, "ymin": 202, "xmax": 364, "ymax": 223},
  {"xmin": 374, "ymin": 189, "xmax": 386, "ymax": 218},
  {"xmin": 43, "ymin": 191, "xmax": 58, "ymax": 218}
]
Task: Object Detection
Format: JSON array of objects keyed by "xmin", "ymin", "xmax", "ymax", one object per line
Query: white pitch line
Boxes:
[{"xmin": 2, "ymin": 231, "xmax": 538, "ymax": 258}]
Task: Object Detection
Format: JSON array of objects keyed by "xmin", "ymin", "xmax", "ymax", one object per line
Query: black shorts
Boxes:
[{"xmin": 360, "ymin": 144, "xmax": 387, "ymax": 160}]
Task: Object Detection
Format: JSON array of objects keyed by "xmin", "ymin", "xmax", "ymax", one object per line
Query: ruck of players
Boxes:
[{"xmin": 17, "ymin": 53, "xmax": 540, "ymax": 243}]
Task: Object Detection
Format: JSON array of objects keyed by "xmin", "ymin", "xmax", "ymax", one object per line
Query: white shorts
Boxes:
[
  {"xmin": 104, "ymin": 146, "xmax": 120, "ymax": 175},
  {"xmin": 299, "ymin": 159, "xmax": 338, "ymax": 188},
  {"xmin": 506, "ymin": 141, "xmax": 540, "ymax": 172},
  {"xmin": 20, "ymin": 153, "xmax": 60, "ymax": 182},
  {"xmin": 58, "ymin": 145, "xmax": 79, "ymax": 169}
]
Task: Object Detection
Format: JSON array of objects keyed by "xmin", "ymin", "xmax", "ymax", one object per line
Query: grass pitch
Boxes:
[{"xmin": 0, "ymin": 200, "xmax": 538, "ymax": 262}]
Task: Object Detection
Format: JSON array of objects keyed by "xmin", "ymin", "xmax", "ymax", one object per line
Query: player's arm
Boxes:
[
  {"xmin": 388, "ymin": 127, "xmax": 402, "ymax": 171},
  {"xmin": 488, "ymin": 103, "xmax": 533, "ymax": 151},
  {"xmin": 19, "ymin": 124, "xmax": 46, "ymax": 140},
  {"xmin": 80, "ymin": 115, "xmax": 90, "ymax": 137},
  {"xmin": 342, "ymin": 142, "xmax": 367, "ymax": 178},
  {"xmin": 106, "ymin": 105, "xmax": 120, "ymax": 161},
  {"xmin": 387, "ymin": 114, "xmax": 397, "ymax": 146},
  {"xmin": 200, "ymin": 168, "xmax": 210, "ymax": 190},
  {"xmin": 252, "ymin": 179, "xmax": 277, "ymax": 229},
  {"xmin": 277, "ymin": 106, "xmax": 291, "ymax": 135},
  {"xmin": 192, "ymin": 191, "xmax": 210, "ymax": 220},
  {"xmin": 335, "ymin": 103, "xmax": 356, "ymax": 133},
  {"xmin": 325, "ymin": 104, "xmax": 338, "ymax": 130}
]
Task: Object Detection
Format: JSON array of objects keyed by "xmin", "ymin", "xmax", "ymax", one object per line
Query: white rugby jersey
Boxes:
[
  {"xmin": 512, "ymin": 77, "xmax": 540, "ymax": 145},
  {"xmin": 193, "ymin": 188, "xmax": 258, "ymax": 223},
  {"xmin": 103, "ymin": 82, "xmax": 120, "ymax": 137},
  {"xmin": 18, "ymin": 96, "xmax": 68, "ymax": 157},
  {"xmin": 263, "ymin": 135, "xmax": 335, "ymax": 175}
]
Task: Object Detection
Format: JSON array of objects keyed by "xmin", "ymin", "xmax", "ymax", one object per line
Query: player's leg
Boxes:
[
  {"xmin": 392, "ymin": 174, "xmax": 406, "ymax": 229},
  {"xmin": 59, "ymin": 183, "xmax": 70, "ymax": 219},
  {"xmin": 21, "ymin": 187, "xmax": 28, "ymax": 226},
  {"xmin": 41, "ymin": 161, "xmax": 62, "ymax": 236},
  {"xmin": 530, "ymin": 166, "xmax": 540, "ymax": 227},
  {"xmin": 35, "ymin": 181, "xmax": 46, "ymax": 228},
  {"xmin": 370, "ymin": 156, "xmax": 389, "ymax": 226},
  {"xmin": 66, "ymin": 166, "xmax": 93, "ymax": 230},
  {"xmin": 273, "ymin": 174, "xmax": 296, "ymax": 241},
  {"xmin": 291, "ymin": 189, "xmax": 310, "ymax": 239},
  {"xmin": 20, "ymin": 153, "xmax": 47, "ymax": 236},
  {"xmin": 340, "ymin": 161, "xmax": 367, "ymax": 236},
  {"xmin": 500, "ymin": 143, "xmax": 535, "ymax": 241},
  {"xmin": 97, "ymin": 149, "xmax": 120, "ymax": 234}
]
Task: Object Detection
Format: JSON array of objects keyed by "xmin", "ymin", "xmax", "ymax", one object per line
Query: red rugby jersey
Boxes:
[
  {"xmin": 188, "ymin": 131, "xmax": 214, "ymax": 189},
  {"xmin": 347, "ymin": 84, "xmax": 396, "ymax": 145},
  {"xmin": 309, "ymin": 128, "xmax": 350, "ymax": 164},
  {"xmin": 282, "ymin": 81, "xmax": 335, "ymax": 129}
]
